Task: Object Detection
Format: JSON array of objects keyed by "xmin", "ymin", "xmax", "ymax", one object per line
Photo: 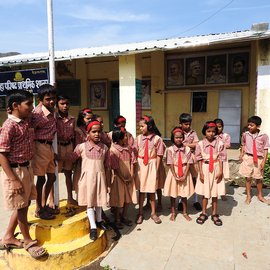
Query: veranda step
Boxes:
[
  {"xmin": 26, "ymin": 200, "xmax": 89, "ymax": 245},
  {"xmin": 3, "ymin": 230, "xmax": 107, "ymax": 270}
]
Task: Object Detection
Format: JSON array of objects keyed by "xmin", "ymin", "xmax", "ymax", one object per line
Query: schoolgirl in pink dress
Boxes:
[
  {"xmin": 109, "ymin": 127, "xmax": 137, "ymax": 228},
  {"xmin": 214, "ymin": 118, "xmax": 231, "ymax": 201},
  {"xmin": 134, "ymin": 115, "xmax": 164, "ymax": 224},
  {"xmin": 164, "ymin": 127, "xmax": 194, "ymax": 221},
  {"xmin": 69, "ymin": 120, "xmax": 110, "ymax": 241},
  {"xmin": 73, "ymin": 108, "xmax": 93, "ymax": 193},
  {"xmin": 195, "ymin": 121, "xmax": 226, "ymax": 226}
]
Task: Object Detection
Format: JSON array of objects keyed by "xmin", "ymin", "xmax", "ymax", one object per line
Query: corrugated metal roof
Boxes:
[{"xmin": 0, "ymin": 29, "xmax": 270, "ymax": 66}]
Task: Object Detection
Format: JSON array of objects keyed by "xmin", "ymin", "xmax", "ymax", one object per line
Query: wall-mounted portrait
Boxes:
[
  {"xmin": 166, "ymin": 59, "xmax": 184, "ymax": 87},
  {"xmin": 206, "ymin": 55, "xmax": 227, "ymax": 84},
  {"xmin": 228, "ymin": 52, "xmax": 249, "ymax": 83},
  {"xmin": 142, "ymin": 79, "xmax": 151, "ymax": 109},
  {"xmin": 186, "ymin": 57, "xmax": 205, "ymax": 85},
  {"xmin": 89, "ymin": 80, "xmax": 107, "ymax": 110}
]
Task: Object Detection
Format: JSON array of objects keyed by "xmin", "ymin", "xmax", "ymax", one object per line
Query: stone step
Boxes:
[
  {"xmin": 26, "ymin": 200, "xmax": 89, "ymax": 245},
  {"xmin": 3, "ymin": 230, "xmax": 106, "ymax": 270}
]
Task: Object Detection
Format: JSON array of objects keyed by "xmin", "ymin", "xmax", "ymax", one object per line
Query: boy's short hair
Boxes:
[
  {"xmin": 248, "ymin": 116, "xmax": 262, "ymax": 126},
  {"xmin": 57, "ymin": 95, "xmax": 70, "ymax": 102},
  {"xmin": 37, "ymin": 84, "xmax": 56, "ymax": 100},
  {"xmin": 202, "ymin": 121, "xmax": 218, "ymax": 135},
  {"xmin": 179, "ymin": 113, "xmax": 192, "ymax": 123},
  {"xmin": 7, "ymin": 90, "xmax": 33, "ymax": 111}
]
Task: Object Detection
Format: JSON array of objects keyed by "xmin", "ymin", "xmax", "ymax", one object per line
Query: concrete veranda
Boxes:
[{"xmin": 1, "ymin": 150, "xmax": 270, "ymax": 270}]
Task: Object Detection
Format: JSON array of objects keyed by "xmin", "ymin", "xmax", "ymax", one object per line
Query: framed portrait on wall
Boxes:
[
  {"xmin": 0, "ymin": 96, "xmax": 6, "ymax": 110},
  {"xmin": 228, "ymin": 52, "xmax": 249, "ymax": 83},
  {"xmin": 142, "ymin": 79, "xmax": 151, "ymax": 109},
  {"xmin": 166, "ymin": 58, "xmax": 184, "ymax": 88},
  {"xmin": 206, "ymin": 54, "xmax": 227, "ymax": 84},
  {"xmin": 186, "ymin": 57, "xmax": 205, "ymax": 85},
  {"xmin": 89, "ymin": 80, "xmax": 107, "ymax": 110}
]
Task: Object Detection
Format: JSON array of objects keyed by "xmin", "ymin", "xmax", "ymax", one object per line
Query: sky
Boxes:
[{"xmin": 0, "ymin": 0, "xmax": 270, "ymax": 54}]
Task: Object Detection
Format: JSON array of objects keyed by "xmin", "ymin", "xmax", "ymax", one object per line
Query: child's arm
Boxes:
[
  {"xmin": 239, "ymin": 133, "xmax": 246, "ymax": 161},
  {"xmin": 261, "ymin": 149, "xmax": 268, "ymax": 171},
  {"xmin": 179, "ymin": 163, "xmax": 190, "ymax": 182},
  {"xmin": 0, "ymin": 153, "xmax": 23, "ymax": 193},
  {"xmin": 216, "ymin": 160, "xmax": 223, "ymax": 183},
  {"xmin": 170, "ymin": 164, "xmax": 180, "ymax": 181},
  {"xmin": 194, "ymin": 143, "xmax": 204, "ymax": 183}
]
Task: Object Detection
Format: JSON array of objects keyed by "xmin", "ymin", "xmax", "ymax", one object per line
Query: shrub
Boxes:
[{"xmin": 264, "ymin": 153, "xmax": 270, "ymax": 185}]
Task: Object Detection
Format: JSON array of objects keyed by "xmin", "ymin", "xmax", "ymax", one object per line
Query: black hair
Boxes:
[
  {"xmin": 77, "ymin": 108, "xmax": 93, "ymax": 127},
  {"xmin": 57, "ymin": 95, "xmax": 70, "ymax": 102},
  {"xmin": 112, "ymin": 127, "xmax": 125, "ymax": 143},
  {"xmin": 202, "ymin": 121, "xmax": 218, "ymax": 136},
  {"xmin": 141, "ymin": 115, "xmax": 162, "ymax": 137},
  {"xmin": 113, "ymin": 115, "xmax": 126, "ymax": 126},
  {"xmin": 248, "ymin": 115, "xmax": 262, "ymax": 126},
  {"xmin": 179, "ymin": 113, "xmax": 192, "ymax": 124},
  {"xmin": 7, "ymin": 90, "xmax": 33, "ymax": 111},
  {"xmin": 214, "ymin": 118, "xmax": 224, "ymax": 127},
  {"xmin": 170, "ymin": 127, "xmax": 185, "ymax": 143},
  {"xmin": 37, "ymin": 84, "xmax": 56, "ymax": 101}
]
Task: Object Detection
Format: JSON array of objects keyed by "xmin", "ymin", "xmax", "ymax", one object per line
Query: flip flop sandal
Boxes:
[
  {"xmin": 45, "ymin": 205, "xmax": 60, "ymax": 215},
  {"xmin": 196, "ymin": 213, "xmax": 208, "ymax": 225},
  {"xmin": 150, "ymin": 214, "xmax": 162, "ymax": 224},
  {"xmin": 24, "ymin": 241, "xmax": 47, "ymax": 259},
  {"xmin": 211, "ymin": 214, "xmax": 223, "ymax": 226},
  {"xmin": 35, "ymin": 210, "xmax": 55, "ymax": 220}
]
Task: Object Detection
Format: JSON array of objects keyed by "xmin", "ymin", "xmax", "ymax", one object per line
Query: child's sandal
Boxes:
[
  {"xmin": 211, "ymin": 214, "xmax": 223, "ymax": 226},
  {"xmin": 196, "ymin": 213, "xmax": 208, "ymax": 225}
]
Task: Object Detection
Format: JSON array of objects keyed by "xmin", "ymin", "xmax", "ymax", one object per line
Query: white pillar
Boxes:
[
  {"xmin": 256, "ymin": 40, "xmax": 270, "ymax": 135},
  {"xmin": 119, "ymin": 55, "xmax": 141, "ymax": 136}
]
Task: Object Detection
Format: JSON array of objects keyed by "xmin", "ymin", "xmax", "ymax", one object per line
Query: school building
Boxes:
[{"xmin": 0, "ymin": 23, "xmax": 270, "ymax": 145}]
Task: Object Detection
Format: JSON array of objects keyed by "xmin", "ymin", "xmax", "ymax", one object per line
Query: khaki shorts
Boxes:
[
  {"xmin": 239, "ymin": 154, "xmax": 264, "ymax": 179},
  {"xmin": 32, "ymin": 141, "xmax": 56, "ymax": 176},
  {"xmin": 58, "ymin": 143, "xmax": 74, "ymax": 172},
  {"xmin": 1, "ymin": 166, "xmax": 37, "ymax": 210}
]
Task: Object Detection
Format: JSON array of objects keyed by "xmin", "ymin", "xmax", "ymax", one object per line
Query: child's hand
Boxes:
[
  {"xmin": 179, "ymin": 175, "xmax": 186, "ymax": 182},
  {"xmin": 216, "ymin": 172, "xmax": 223, "ymax": 183},
  {"xmin": 174, "ymin": 176, "xmax": 181, "ymax": 181},
  {"xmin": 239, "ymin": 154, "xmax": 244, "ymax": 162},
  {"xmin": 200, "ymin": 173, "xmax": 204, "ymax": 183},
  {"xmin": 10, "ymin": 179, "xmax": 24, "ymax": 194},
  {"xmin": 260, "ymin": 162, "xmax": 265, "ymax": 172}
]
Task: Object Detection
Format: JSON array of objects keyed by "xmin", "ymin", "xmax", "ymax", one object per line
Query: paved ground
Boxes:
[{"xmin": 1, "ymin": 150, "xmax": 270, "ymax": 270}]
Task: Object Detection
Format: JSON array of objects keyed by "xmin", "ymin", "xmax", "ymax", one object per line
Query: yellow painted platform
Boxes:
[{"xmin": 0, "ymin": 200, "xmax": 107, "ymax": 270}]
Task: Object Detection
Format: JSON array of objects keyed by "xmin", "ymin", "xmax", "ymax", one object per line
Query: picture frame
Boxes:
[
  {"xmin": 186, "ymin": 57, "xmax": 205, "ymax": 85},
  {"xmin": 0, "ymin": 96, "xmax": 6, "ymax": 110},
  {"xmin": 141, "ymin": 79, "xmax": 151, "ymax": 109},
  {"xmin": 166, "ymin": 58, "xmax": 184, "ymax": 88},
  {"xmin": 206, "ymin": 54, "xmax": 227, "ymax": 84},
  {"xmin": 89, "ymin": 80, "xmax": 107, "ymax": 110},
  {"xmin": 228, "ymin": 52, "xmax": 249, "ymax": 84}
]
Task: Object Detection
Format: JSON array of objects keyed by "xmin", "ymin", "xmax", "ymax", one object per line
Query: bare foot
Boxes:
[
  {"xmin": 257, "ymin": 196, "xmax": 270, "ymax": 205},
  {"xmin": 221, "ymin": 195, "xmax": 227, "ymax": 201},
  {"xmin": 183, "ymin": 213, "xmax": 192, "ymax": 221},
  {"xmin": 1, "ymin": 236, "xmax": 23, "ymax": 247},
  {"xmin": 170, "ymin": 213, "xmax": 176, "ymax": 221},
  {"xmin": 245, "ymin": 197, "xmax": 251, "ymax": 205}
]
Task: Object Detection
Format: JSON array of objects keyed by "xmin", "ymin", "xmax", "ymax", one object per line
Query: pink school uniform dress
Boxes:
[
  {"xmin": 73, "ymin": 126, "xmax": 88, "ymax": 193},
  {"xmin": 239, "ymin": 131, "xmax": 269, "ymax": 179},
  {"xmin": 109, "ymin": 143, "xmax": 137, "ymax": 207},
  {"xmin": 217, "ymin": 132, "xmax": 231, "ymax": 179},
  {"xmin": 70, "ymin": 141, "xmax": 109, "ymax": 207},
  {"xmin": 183, "ymin": 129, "xmax": 199, "ymax": 177},
  {"xmin": 135, "ymin": 134, "xmax": 165, "ymax": 193},
  {"xmin": 164, "ymin": 145, "xmax": 194, "ymax": 198},
  {"xmin": 195, "ymin": 138, "xmax": 226, "ymax": 199}
]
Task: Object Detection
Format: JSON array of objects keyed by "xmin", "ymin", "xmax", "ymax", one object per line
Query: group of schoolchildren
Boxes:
[{"xmin": 0, "ymin": 84, "xmax": 269, "ymax": 259}]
